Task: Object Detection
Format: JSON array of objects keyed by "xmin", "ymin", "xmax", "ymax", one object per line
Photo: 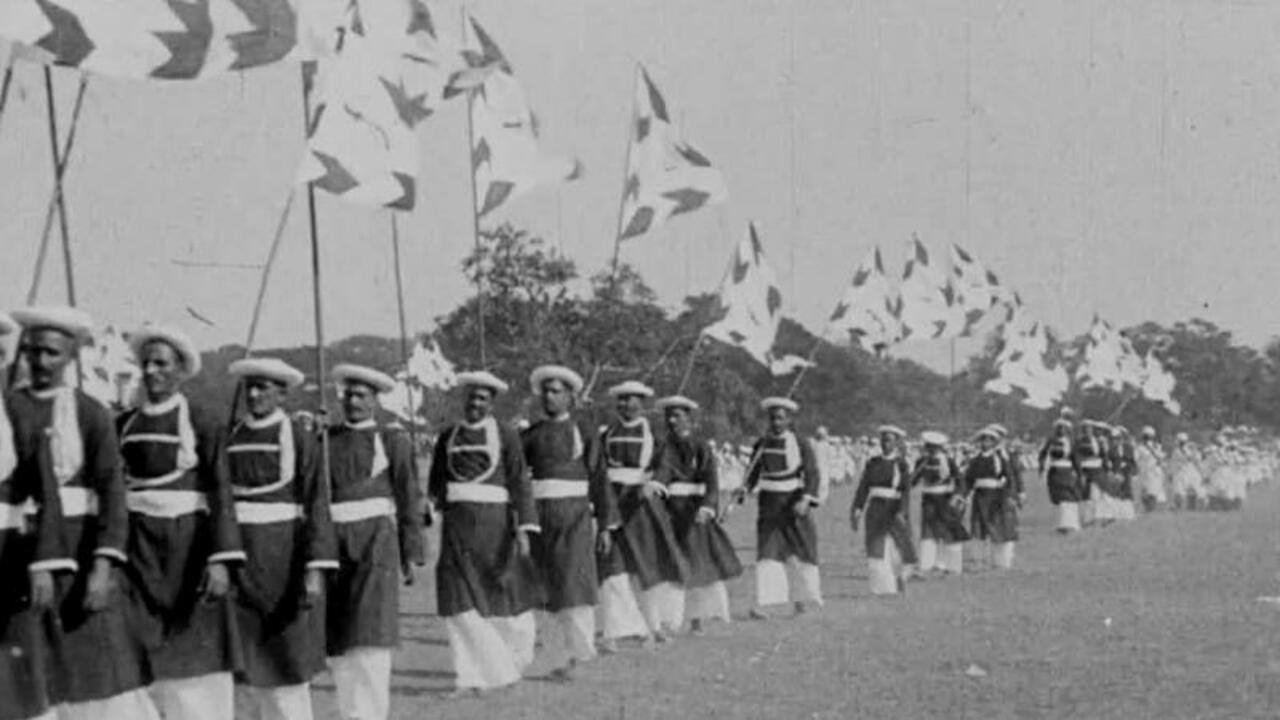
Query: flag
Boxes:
[
  {"xmin": 1077, "ymin": 315, "xmax": 1144, "ymax": 391},
  {"xmin": 463, "ymin": 17, "xmax": 581, "ymax": 222},
  {"xmin": 617, "ymin": 65, "xmax": 726, "ymax": 241},
  {"xmin": 1138, "ymin": 349, "xmax": 1181, "ymax": 414},
  {"xmin": 703, "ymin": 223, "xmax": 797, "ymax": 376},
  {"xmin": 298, "ymin": 0, "xmax": 451, "ymax": 210},
  {"xmin": 79, "ymin": 325, "xmax": 140, "ymax": 408},
  {"xmin": 949, "ymin": 243, "xmax": 1011, "ymax": 336},
  {"xmin": 404, "ymin": 334, "xmax": 456, "ymax": 390},
  {"xmin": 825, "ymin": 246, "xmax": 903, "ymax": 354},
  {"xmin": 0, "ymin": 0, "xmax": 346, "ymax": 80},
  {"xmin": 897, "ymin": 236, "xmax": 966, "ymax": 341},
  {"xmin": 383, "ymin": 371, "xmax": 425, "ymax": 425},
  {"xmin": 984, "ymin": 309, "xmax": 1067, "ymax": 409}
]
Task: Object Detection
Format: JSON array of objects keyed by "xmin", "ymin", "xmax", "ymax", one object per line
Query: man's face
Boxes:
[
  {"xmin": 979, "ymin": 436, "xmax": 996, "ymax": 452},
  {"xmin": 141, "ymin": 341, "xmax": 183, "ymax": 401},
  {"xmin": 244, "ymin": 377, "xmax": 284, "ymax": 419},
  {"xmin": 616, "ymin": 394, "xmax": 643, "ymax": 422},
  {"xmin": 879, "ymin": 432, "xmax": 898, "ymax": 453},
  {"xmin": 23, "ymin": 329, "xmax": 74, "ymax": 391},
  {"xmin": 341, "ymin": 382, "xmax": 378, "ymax": 423},
  {"xmin": 463, "ymin": 386, "xmax": 494, "ymax": 424},
  {"xmin": 539, "ymin": 379, "xmax": 572, "ymax": 417},
  {"xmin": 768, "ymin": 408, "xmax": 791, "ymax": 434},
  {"xmin": 665, "ymin": 407, "xmax": 692, "ymax": 437}
]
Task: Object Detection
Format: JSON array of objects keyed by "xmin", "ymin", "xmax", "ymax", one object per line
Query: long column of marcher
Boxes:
[{"xmin": 1, "ymin": 309, "xmax": 1275, "ymax": 720}]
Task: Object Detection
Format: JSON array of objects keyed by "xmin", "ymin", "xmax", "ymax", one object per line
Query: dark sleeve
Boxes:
[
  {"xmin": 1006, "ymin": 452, "xmax": 1024, "ymax": 494},
  {"xmin": 851, "ymin": 459, "xmax": 873, "ymax": 512},
  {"xmin": 1037, "ymin": 440, "xmax": 1050, "ymax": 470},
  {"xmin": 84, "ymin": 396, "xmax": 127, "ymax": 564},
  {"xmin": 21, "ymin": 394, "xmax": 72, "ymax": 574},
  {"xmin": 948, "ymin": 458, "xmax": 966, "ymax": 494},
  {"xmin": 743, "ymin": 439, "xmax": 764, "ymax": 492},
  {"xmin": 197, "ymin": 407, "xmax": 244, "ymax": 565},
  {"xmin": 298, "ymin": 424, "xmax": 337, "ymax": 570},
  {"xmin": 799, "ymin": 436, "xmax": 820, "ymax": 503},
  {"xmin": 426, "ymin": 427, "xmax": 451, "ymax": 507},
  {"xmin": 699, "ymin": 442, "xmax": 720, "ymax": 511},
  {"xmin": 501, "ymin": 427, "xmax": 536, "ymax": 530},
  {"xmin": 583, "ymin": 422, "xmax": 619, "ymax": 530},
  {"xmin": 908, "ymin": 457, "xmax": 926, "ymax": 487},
  {"xmin": 385, "ymin": 429, "xmax": 425, "ymax": 565}
]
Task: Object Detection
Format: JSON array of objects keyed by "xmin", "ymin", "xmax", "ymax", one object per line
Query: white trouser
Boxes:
[
  {"xmin": 55, "ymin": 691, "xmax": 161, "ymax": 720},
  {"xmin": 868, "ymin": 542, "xmax": 901, "ymax": 595},
  {"xmin": 538, "ymin": 606, "xmax": 596, "ymax": 670},
  {"xmin": 446, "ymin": 610, "xmax": 526, "ymax": 690},
  {"xmin": 329, "ymin": 648, "xmax": 392, "ymax": 720},
  {"xmin": 598, "ymin": 574, "xmax": 649, "ymax": 640},
  {"xmin": 940, "ymin": 543, "xmax": 964, "ymax": 574},
  {"xmin": 918, "ymin": 538, "xmax": 938, "ymax": 571},
  {"xmin": 490, "ymin": 612, "xmax": 536, "ymax": 671},
  {"xmin": 150, "ymin": 673, "xmax": 234, "ymax": 720},
  {"xmin": 992, "ymin": 541, "xmax": 1015, "ymax": 569},
  {"xmin": 640, "ymin": 582, "xmax": 685, "ymax": 634},
  {"xmin": 1057, "ymin": 502, "xmax": 1081, "ymax": 531},
  {"xmin": 755, "ymin": 558, "xmax": 822, "ymax": 607},
  {"xmin": 685, "ymin": 581, "xmax": 731, "ymax": 623},
  {"xmin": 236, "ymin": 683, "xmax": 314, "ymax": 720}
]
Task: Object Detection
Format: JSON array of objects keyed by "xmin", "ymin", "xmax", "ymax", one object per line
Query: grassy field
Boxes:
[{"xmin": 301, "ymin": 475, "xmax": 1280, "ymax": 719}]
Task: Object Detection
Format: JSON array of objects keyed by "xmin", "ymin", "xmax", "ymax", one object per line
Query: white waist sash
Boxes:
[
  {"xmin": 0, "ymin": 502, "xmax": 27, "ymax": 531},
  {"xmin": 235, "ymin": 501, "xmax": 304, "ymax": 525},
  {"xmin": 532, "ymin": 479, "xmax": 589, "ymax": 500},
  {"xmin": 125, "ymin": 468, "xmax": 187, "ymax": 490},
  {"xmin": 868, "ymin": 486, "xmax": 902, "ymax": 500},
  {"xmin": 667, "ymin": 482, "xmax": 706, "ymax": 497},
  {"xmin": 757, "ymin": 478, "xmax": 802, "ymax": 493},
  {"xmin": 1079, "ymin": 459, "xmax": 1103, "ymax": 469},
  {"xmin": 973, "ymin": 478, "xmax": 1006, "ymax": 490},
  {"xmin": 60, "ymin": 487, "xmax": 99, "ymax": 517},
  {"xmin": 919, "ymin": 484, "xmax": 954, "ymax": 495},
  {"xmin": 331, "ymin": 497, "xmax": 396, "ymax": 524},
  {"xmin": 127, "ymin": 489, "xmax": 209, "ymax": 518},
  {"xmin": 1049, "ymin": 460, "xmax": 1073, "ymax": 469},
  {"xmin": 607, "ymin": 468, "xmax": 645, "ymax": 486},
  {"xmin": 446, "ymin": 483, "xmax": 510, "ymax": 504}
]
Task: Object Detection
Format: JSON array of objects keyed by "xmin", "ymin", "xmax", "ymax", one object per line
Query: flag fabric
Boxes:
[
  {"xmin": 703, "ymin": 223, "xmax": 798, "ymax": 376},
  {"xmin": 1138, "ymin": 349, "xmax": 1180, "ymax": 415},
  {"xmin": 79, "ymin": 325, "xmax": 140, "ymax": 408},
  {"xmin": 463, "ymin": 17, "xmax": 581, "ymax": 222},
  {"xmin": 897, "ymin": 236, "xmax": 966, "ymax": 341},
  {"xmin": 404, "ymin": 335, "xmax": 456, "ymax": 390},
  {"xmin": 984, "ymin": 309, "xmax": 1067, "ymax": 409},
  {"xmin": 1077, "ymin": 315, "xmax": 1144, "ymax": 391},
  {"xmin": 297, "ymin": 0, "xmax": 451, "ymax": 210},
  {"xmin": 949, "ymin": 243, "xmax": 1012, "ymax": 336},
  {"xmin": 826, "ymin": 246, "xmax": 903, "ymax": 354},
  {"xmin": 383, "ymin": 371, "xmax": 425, "ymax": 425},
  {"xmin": 617, "ymin": 65, "xmax": 727, "ymax": 241},
  {"xmin": 0, "ymin": 0, "xmax": 346, "ymax": 80}
]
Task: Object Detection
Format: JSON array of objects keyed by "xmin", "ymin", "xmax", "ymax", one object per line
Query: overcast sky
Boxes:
[{"xmin": 1, "ymin": 0, "xmax": 1278, "ymax": 372}]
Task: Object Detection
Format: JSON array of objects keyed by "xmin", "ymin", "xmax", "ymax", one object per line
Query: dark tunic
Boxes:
[
  {"xmin": 911, "ymin": 453, "xmax": 969, "ymax": 543},
  {"xmin": 429, "ymin": 417, "xmax": 538, "ymax": 618},
  {"xmin": 964, "ymin": 451, "xmax": 1018, "ymax": 543},
  {"xmin": 851, "ymin": 454, "xmax": 917, "ymax": 563},
  {"xmin": 8, "ymin": 388, "xmax": 148, "ymax": 706},
  {"xmin": 521, "ymin": 416, "xmax": 617, "ymax": 612},
  {"xmin": 650, "ymin": 433, "xmax": 742, "ymax": 587},
  {"xmin": 745, "ymin": 431, "xmax": 820, "ymax": 565},
  {"xmin": 1073, "ymin": 435, "xmax": 1112, "ymax": 498},
  {"xmin": 1038, "ymin": 436, "xmax": 1081, "ymax": 504},
  {"xmin": 118, "ymin": 394, "xmax": 245, "ymax": 681},
  {"xmin": 596, "ymin": 418, "xmax": 689, "ymax": 590},
  {"xmin": 325, "ymin": 420, "xmax": 424, "ymax": 654},
  {"xmin": 1107, "ymin": 439, "xmax": 1137, "ymax": 499},
  {"xmin": 227, "ymin": 411, "xmax": 335, "ymax": 687}
]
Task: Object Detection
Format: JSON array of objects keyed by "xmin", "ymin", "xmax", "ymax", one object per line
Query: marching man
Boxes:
[
  {"xmin": 428, "ymin": 370, "xmax": 538, "ymax": 695},
  {"xmin": 910, "ymin": 431, "xmax": 967, "ymax": 576},
  {"xmin": 738, "ymin": 397, "xmax": 822, "ymax": 619},
  {"xmin": 120, "ymin": 325, "xmax": 245, "ymax": 720},
  {"xmin": 1135, "ymin": 426, "xmax": 1167, "ymax": 512},
  {"xmin": 1075, "ymin": 421, "xmax": 1112, "ymax": 526},
  {"xmin": 6, "ymin": 307, "xmax": 157, "ymax": 720},
  {"xmin": 1039, "ymin": 419, "xmax": 1082, "ymax": 534},
  {"xmin": 965, "ymin": 427, "xmax": 1019, "ymax": 570},
  {"xmin": 650, "ymin": 395, "xmax": 742, "ymax": 634},
  {"xmin": 521, "ymin": 365, "xmax": 617, "ymax": 681},
  {"xmin": 326, "ymin": 364, "xmax": 426, "ymax": 720},
  {"xmin": 597, "ymin": 380, "xmax": 689, "ymax": 650},
  {"xmin": 851, "ymin": 425, "xmax": 918, "ymax": 595},
  {"xmin": 225, "ymin": 358, "xmax": 336, "ymax": 720}
]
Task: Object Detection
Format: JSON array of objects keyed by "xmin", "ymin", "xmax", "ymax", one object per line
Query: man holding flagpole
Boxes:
[{"xmin": 851, "ymin": 425, "xmax": 918, "ymax": 596}]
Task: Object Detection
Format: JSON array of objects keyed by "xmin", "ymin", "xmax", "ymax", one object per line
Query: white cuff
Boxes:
[
  {"xmin": 803, "ymin": 494, "xmax": 821, "ymax": 507},
  {"xmin": 207, "ymin": 551, "xmax": 247, "ymax": 565},
  {"xmin": 306, "ymin": 559, "xmax": 340, "ymax": 571},
  {"xmin": 517, "ymin": 524, "xmax": 541, "ymax": 534},
  {"xmin": 95, "ymin": 547, "xmax": 128, "ymax": 564},
  {"xmin": 30, "ymin": 559, "xmax": 77, "ymax": 574}
]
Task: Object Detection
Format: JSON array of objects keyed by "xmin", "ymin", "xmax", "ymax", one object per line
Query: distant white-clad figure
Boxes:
[
  {"xmin": 1168, "ymin": 434, "xmax": 1205, "ymax": 511},
  {"xmin": 1134, "ymin": 427, "xmax": 1167, "ymax": 512}
]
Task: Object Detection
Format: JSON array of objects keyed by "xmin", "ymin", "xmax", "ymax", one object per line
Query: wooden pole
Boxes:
[
  {"xmin": 608, "ymin": 63, "xmax": 641, "ymax": 285},
  {"xmin": 786, "ymin": 334, "xmax": 825, "ymax": 398},
  {"xmin": 0, "ymin": 62, "xmax": 14, "ymax": 138},
  {"xmin": 45, "ymin": 68, "xmax": 78, "ymax": 306},
  {"xmin": 460, "ymin": 9, "xmax": 488, "ymax": 367},
  {"xmin": 301, "ymin": 64, "xmax": 332, "ymax": 504},
  {"xmin": 389, "ymin": 213, "xmax": 421, "ymax": 470},
  {"xmin": 28, "ymin": 73, "xmax": 88, "ymax": 304},
  {"xmin": 675, "ymin": 333, "xmax": 706, "ymax": 395}
]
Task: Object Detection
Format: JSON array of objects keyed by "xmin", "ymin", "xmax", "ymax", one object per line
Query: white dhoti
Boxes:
[
  {"xmin": 754, "ymin": 558, "xmax": 822, "ymax": 607},
  {"xmin": 1056, "ymin": 502, "xmax": 1081, "ymax": 532},
  {"xmin": 867, "ymin": 543, "xmax": 901, "ymax": 596},
  {"xmin": 992, "ymin": 541, "xmax": 1015, "ymax": 569},
  {"xmin": 598, "ymin": 574, "xmax": 649, "ymax": 640},
  {"xmin": 684, "ymin": 581, "xmax": 731, "ymax": 623},
  {"xmin": 940, "ymin": 543, "xmax": 964, "ymax": 574},
  {"xmin": 149, "ymin": 672, "xmax": 234, "ymax": 720},
  {"xmin": 236, "ymin": 683, "xmax": 315, "ymax": 720},
  {"xmin": 445, "ymin": 610, "xmax": 530, "ymax": 691},
  {"xmin": 56, "ymin": 690, "xmax": 161, "ymax": 720},
  {"xmin": 918, "ymin": 539, "xmax": 938, "ymax": 572},
  {"xmin": 640, "ymin": 582, "xmax": 685, "ymax": 634},
  {"xmin": 538, "ymin": 606, "xmax": 596, "ymax": 670},
  {"xmin": 328, "ymin": 648, "xmax": 392, "ymax": 720},
  {"xmin": 490, "ymin": 612, "xmax": 536, "ymax": 671}
]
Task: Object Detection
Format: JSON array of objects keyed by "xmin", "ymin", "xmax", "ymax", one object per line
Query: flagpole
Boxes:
[
  {"xmin": 300, "ymin": 64, "xmax": 333, "ymax": 507},
  {"xmin": 28, "ymin": 72, "xmax": 88, "ymax": 305},
  {"xmin": 0, "ymin": 62, "xmax": 14, "ymax": 139},
  {"xmin": 460, "ymin": 9, "xmax": 489, "ymax": 367},
  {"xmin": 608, "ymin": 63, "xmax": 641, "ymax": 286},
  {"xmin": 786, "ymin": 332, "xmax": 826, "ymax": 399},
  {"xmin": 389, "ymin": 212, "xmax": 422, "ymax": 478}
]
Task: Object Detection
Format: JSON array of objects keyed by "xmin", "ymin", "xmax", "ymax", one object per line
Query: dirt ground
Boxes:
[{"xmin": 298, "ymin": 476, "xmax": 1280, "ymax": 719}]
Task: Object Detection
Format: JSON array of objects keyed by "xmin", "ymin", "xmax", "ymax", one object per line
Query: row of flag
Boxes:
[{"xmin": 0, "ymin": 1, "xmax": 727, "ymax": 231}]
